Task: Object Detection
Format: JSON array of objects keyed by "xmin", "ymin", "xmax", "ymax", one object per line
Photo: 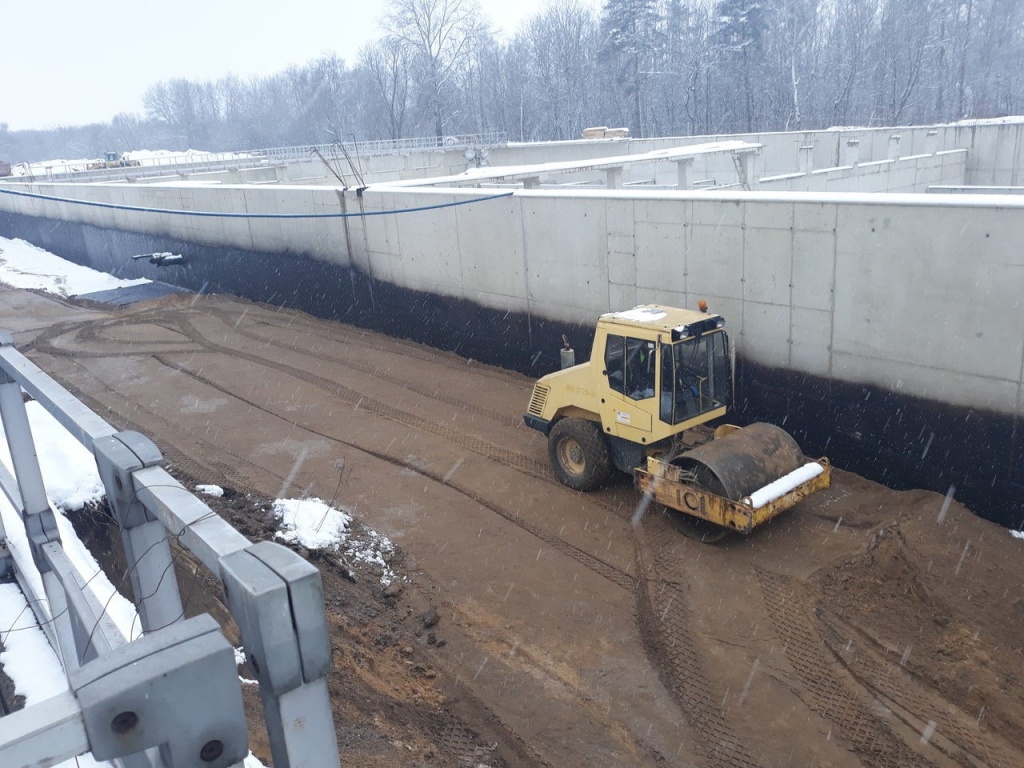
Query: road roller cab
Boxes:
[{"xmin": 523, "ymin": 304, "xmax": 831, "ymax": 535}]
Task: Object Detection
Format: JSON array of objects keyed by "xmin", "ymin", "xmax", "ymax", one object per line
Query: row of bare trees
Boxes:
[{"xmin": 3, "ymin": 0, "xmax": 1023, "ymax": 162}]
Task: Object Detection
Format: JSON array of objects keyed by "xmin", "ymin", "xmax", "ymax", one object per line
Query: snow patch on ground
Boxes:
[
  {"xmin": 273, "ymin": 497, "xmax": 398, "ymax": 585},
  {"xmin": 274, "ymin": 497, "xmax": 353, "ymax": 550},
  {"xmin": 197, "ymin": 484, "xmax": 225, "ymax": 497},
  {"xmin": 347, "ymin": 528, "xmax": 397, "ymax": 583},
  {"xmin": 0, "ymin": 236, "xmax": 149, "ymax": 296},
  {"xmin": 3, "ymin": 401, "xmax": 105, "ymax": 510},
  {"xmin": 0, "ymin": 582, "xmax": 72, "ymax": 704},
  {"xmin": 1011, "ymin": 529, "xmax": 1024, "ymax": 540}
]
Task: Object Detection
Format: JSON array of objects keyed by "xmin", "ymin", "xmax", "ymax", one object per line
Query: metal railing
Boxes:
[
  {"xmin": 0, "ymin": 333, "xmax": 340, "ymax": 768},
  {"xmin": 1, "ymin": 133, "xmax": 508, "ymax": 185}
]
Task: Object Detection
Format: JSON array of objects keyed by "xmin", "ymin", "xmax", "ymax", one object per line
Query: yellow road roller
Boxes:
[{"xmin": 523, "ymin": 305, "xmax": 830, "ymax": 536}]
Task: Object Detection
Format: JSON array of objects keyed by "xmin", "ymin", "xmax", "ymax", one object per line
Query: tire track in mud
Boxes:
[
  {"xmin": 816, "ymin": 611, "xmax": 1024, "ymax": 768},
  {"xmin": 30, "ymin": 318, "xmax": 198, "ymax": 359},
  {"xmin": 41, "ymin": 356, "xmax": 270, "ymax": 490},
  {"xmin": 633, "ymin": 513, "xmax": 763, "ymax": 768},
  {"xmin": 35, "ymin": 314, "xmax": 549, "ymax": 479},
  {"xmin": 170, "ymin": 315, "xmax": 555, "ymax": 481},
  {"xmin": 36, "ymin": 313, "xmax": 637, "ymax": 592},
  {"xmin": 76, "ymin": 317, "xmax": 191, "ymax": 347},
  {"xmin": 756, "ymin": 568, "xmax": 941, "ymax": 768},
  {"xmin": 199, "ymin": 308, "xmax": 522, "ymax": 429},
  {"xmin": 149, "ymin": 353, "xmax": 638, "ymax": 593},
  {"xmin": 436, "ymin": 723, "xmax": 499, "ymax": 766},
  {"xmin": 37, "ymin": 309, "xmax": 524, "ymax": 432},
  {"xmin": 212, "ymin": 303, "xmax": 522, "ymax": 386}
]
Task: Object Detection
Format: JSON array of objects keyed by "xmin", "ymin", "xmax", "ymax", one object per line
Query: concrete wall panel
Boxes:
[
  {"xmin": 743, "ymin": 227, "xmax": 792, "ymax": 306},
  {"xmin": 791, "ymin": 230, "xmax": 836, "ymax": 312},
  {"xmin": 743, "ymin": 201, "xmax": 793, "ymax": 230},
  {"xmin": 633, "ymin": 221, "xmax": 685, "ymax": 292},
  {"xmin": 741, "ymin": 301, "xmax": 791, "ymax": 368},
  {"xmin": 637, "ymin": 199, "xmax": 686, "ymax": 226},
  {"xmin": 832, "ymin": 203, "xmax": 1024, "ymax": 388},
  {"xmin": 216, "ymin": 186, "xmax": 258, "ymax": 251},
  {"xmin": 609, "ymin": 282, "xmax": 639, "ymax": 310},
  {"xmin": 521, "ymin": 197, "xmax": 608, "ymax": 320},
  {"xmin": 687, "ymin": 223, "xmax": 744, "ymax": 300},
  {"xmin": 454, "ymin": 200, "xmax": 525, "ymax": 301},
  {"xmin": 790, "ymin": 307, "xmax": 833, "ymax": 375}
]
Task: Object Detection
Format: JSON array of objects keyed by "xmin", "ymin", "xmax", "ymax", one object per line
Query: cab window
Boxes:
[
  {"xmin": 605, "ymin": 334, "xmax": 655, "ymax": 401},
  {"xmin": 659, "ymin": 330, "xmax": 730, "ymax": 423}
]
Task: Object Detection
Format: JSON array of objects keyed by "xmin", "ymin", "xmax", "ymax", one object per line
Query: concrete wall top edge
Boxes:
[
  {"xmin": 365, "ymin": 185, "xmax": 1024, "ymax": 210},
  {"xmin": 506, "ymin": 120, "xmax": 1023, "ymax": 148},
  {"xmin": 7, "ymin": 180, "xmax": 1024, "ymax": 214}
]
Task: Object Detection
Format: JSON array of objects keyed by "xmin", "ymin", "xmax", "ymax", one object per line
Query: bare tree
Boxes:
[
  {"xmin": 143, "ymin": 78, "xmax": 222, "ymax": 146},
  {"xmin": 359, "ymin": 37, "xmax": 412, "ymax": 139},
  {"xmin": 384, "ymin": 0, "xmax": 487, "ymax": 138},
  {"xmin": 12, "ymin": 0, "xmax": 1024, "ymax": 158},
  {"xmin": 521, "ymin": 0, "xmax": 600, "ymax": 140},
  {"xmin": 111, "ymin": 112, "xmax": 144, "ymax": 151}
]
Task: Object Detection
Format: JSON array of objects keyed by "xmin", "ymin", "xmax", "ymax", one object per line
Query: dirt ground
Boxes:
[{"xmin": 3, "ymin": 286, "xmax": 1023, "ymax": 768}]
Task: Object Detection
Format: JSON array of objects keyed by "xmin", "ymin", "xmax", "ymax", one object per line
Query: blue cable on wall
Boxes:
[{"xmin": 0, "ymin": 186, "xmax": 515, "ymax": 218}]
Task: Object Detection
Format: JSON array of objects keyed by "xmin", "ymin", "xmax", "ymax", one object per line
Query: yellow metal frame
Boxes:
[{"xmin": 634, "ymin": 456, "xmax": 832, "ymax": 534}]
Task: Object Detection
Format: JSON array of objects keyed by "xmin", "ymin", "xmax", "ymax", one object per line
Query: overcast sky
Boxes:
[{"xmin": 1, "ymin": 0, "xmax": 601, "ymax": 132}]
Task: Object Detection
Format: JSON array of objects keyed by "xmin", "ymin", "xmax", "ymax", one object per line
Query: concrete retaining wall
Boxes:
[
  {"xmin": 3, "ymin": 179, "xmax": 1020, "ymax": 418},
  {"xmin": 70, "ymin": 122, "xmax": 1011, "ymax": 191},
  {"xmin": 344, "ymin": 186, "xmax": 1024, "ymax": 417},
  {"xmin": 238, "ymin": 124, "xmax": 986, "ymax": 191},
  {"xmin": 481, "ymin": 122, "xmax": 1022, "ymax": 187},
  {"xmin": 0, "ymin": 183, "xmax": 354, "ymax": 263},
  {"xmin": 758, "ymin": 150, "xmax": 967, "ymax": 193},
  {"xmin": 2, "ymin": 125, "xmax": 1023, "ymax": 525}
]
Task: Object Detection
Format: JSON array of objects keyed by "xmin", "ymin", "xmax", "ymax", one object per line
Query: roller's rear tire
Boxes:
[{"xmin": 548, "ymin": 418, "xmax": 613, "ymax": 491}]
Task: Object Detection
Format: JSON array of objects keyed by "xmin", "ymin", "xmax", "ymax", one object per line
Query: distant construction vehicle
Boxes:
[
  {"xmin": 88, "ymin": 151, "xmax": 141, "ymax": 170},
  {"xmin": 524, "ymin": 305, "xmax": 830, "ymax": 537}
]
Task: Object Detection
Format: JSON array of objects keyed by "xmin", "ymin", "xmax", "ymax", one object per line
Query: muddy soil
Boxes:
[{"xmin": 4, "ymin": 286, "xmax": 1023, "ymax": 768}]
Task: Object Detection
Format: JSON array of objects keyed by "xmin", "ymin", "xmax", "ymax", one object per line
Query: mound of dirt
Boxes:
[{"xmin": 815, "ymin": 491, "xmax": 1024, "ymax": 746}]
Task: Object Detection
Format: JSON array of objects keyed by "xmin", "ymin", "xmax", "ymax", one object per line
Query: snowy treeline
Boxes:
[{"xmin": 3, "ymin": 0, "xmax": 1022, "ymax": 161}]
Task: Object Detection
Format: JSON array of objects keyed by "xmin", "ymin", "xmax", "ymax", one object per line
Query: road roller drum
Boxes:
[{"xmin": 671, "ymin": 423, "xmax": 807, "ymax": 502}]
